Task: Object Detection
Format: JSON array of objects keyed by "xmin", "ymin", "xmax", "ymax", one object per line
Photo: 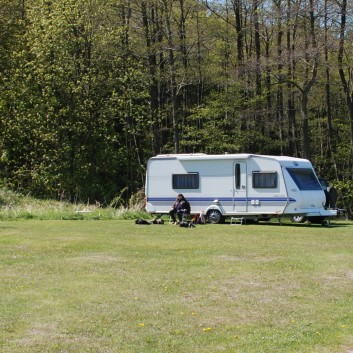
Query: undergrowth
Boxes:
[{"xmin": 0, "ymin": 188, "xmax": 151, "ymax": 221}]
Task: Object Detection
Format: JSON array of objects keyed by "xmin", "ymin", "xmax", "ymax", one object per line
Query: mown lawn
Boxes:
[{"xmin": 0, "ymin": 220, "xmax": 352, "ymax": 353}]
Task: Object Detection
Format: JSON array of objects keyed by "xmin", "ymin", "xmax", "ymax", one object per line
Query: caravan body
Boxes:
[{"xmin": 145, "ymin": 154, "xmax": 337, "ymax": 223}]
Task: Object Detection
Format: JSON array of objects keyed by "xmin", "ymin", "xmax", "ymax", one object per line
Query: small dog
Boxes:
[
  {"xmin": 152, "ymin": 218, "xmax": 164, "ymax": 224},
  {"xmin": 179, "ymin": 221, "xmax": 195, "ymax": 228},
  {"xmin": 135, "ymin": 219, "xmax": 151, "ymax": 225},
  {"xmin": 135, "ymin": 218, "xmax": 165, "ymax": 225}
]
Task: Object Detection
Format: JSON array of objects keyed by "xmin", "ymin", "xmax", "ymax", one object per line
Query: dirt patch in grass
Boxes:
[{"xmin": 67, "ymin": 254, "xmax": 119, "ymax": 264}]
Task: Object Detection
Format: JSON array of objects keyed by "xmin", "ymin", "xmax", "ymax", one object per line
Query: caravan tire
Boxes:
[
  {"xmin": 207, "ymin": 210, "xmax": 223, "ymax": 224},
  {"xmin": 290, "ymin": 215, "xmax": 307, "ymax": 223}
]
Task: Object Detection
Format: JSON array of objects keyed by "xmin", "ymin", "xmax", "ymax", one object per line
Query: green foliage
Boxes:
[
  {"xmin": 331, "ymin": 179, "xmax": 353, "ymax": 218},
  {"xmin": 0, "ymin": 0, "xmax": 353, "ymax": 216},
  {"xmin": 0, "ymin": 0, "xmax": 150, "ymax": 203},
  {"xmin": 0, "ymin": 187, "xmax": 23, "ymax": 206},
  {"xmin": 0, "ymin": 187, "xmax": 151, "ymax": 220}
]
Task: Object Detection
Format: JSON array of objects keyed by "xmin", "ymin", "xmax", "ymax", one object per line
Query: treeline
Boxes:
[{"xmin": 0, "ymin": 0, "xmax": 352, "ymax": 214}]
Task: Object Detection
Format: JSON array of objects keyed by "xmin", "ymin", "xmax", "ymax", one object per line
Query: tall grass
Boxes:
[{"xmin": 0, "ymin": 188, "xmax": 150, "ymax": 221}]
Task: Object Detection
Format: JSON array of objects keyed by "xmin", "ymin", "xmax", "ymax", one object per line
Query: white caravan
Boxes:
[{"xmin": 145, "ymin": 153, "xmax": 337, "ymax": 224}]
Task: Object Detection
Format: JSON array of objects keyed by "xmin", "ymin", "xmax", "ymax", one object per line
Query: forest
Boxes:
[{"xmin": 0, "ymin": 0, "xmax": 352, "ymax": 216}]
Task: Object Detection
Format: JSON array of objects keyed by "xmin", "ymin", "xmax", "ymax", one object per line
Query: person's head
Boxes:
[{"xmin": 177, "ymin": 194, "xmax": 185, "ymax": 201}]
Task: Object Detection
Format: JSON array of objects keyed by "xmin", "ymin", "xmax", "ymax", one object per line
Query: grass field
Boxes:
[{"xmin": 0, "ymin": 219, "xmax": 352, "ymax": 353}]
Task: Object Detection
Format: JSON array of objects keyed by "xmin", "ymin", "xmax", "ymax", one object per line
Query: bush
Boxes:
[
  {"xmin": 0, "ymin": 188, "xmax": 152, "ymax": 221},
  {"xmin": 332, "ymin": 180, "xmax": 353, "ymax": 219}
]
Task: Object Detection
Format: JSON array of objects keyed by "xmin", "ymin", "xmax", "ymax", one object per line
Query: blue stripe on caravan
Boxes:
[{"xmin": 147, "ymin": 197, "xmax": 297, "ymax": 203}]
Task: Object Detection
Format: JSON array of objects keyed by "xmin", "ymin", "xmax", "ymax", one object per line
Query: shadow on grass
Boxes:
[{"xmin": 223, "ymin": 219, "xmax": 351, "ymax": 228}]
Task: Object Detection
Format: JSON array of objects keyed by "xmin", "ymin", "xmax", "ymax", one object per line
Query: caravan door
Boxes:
[{"xmin": 233, "ymin": 162, "xmax": 247, "ymax": 212}]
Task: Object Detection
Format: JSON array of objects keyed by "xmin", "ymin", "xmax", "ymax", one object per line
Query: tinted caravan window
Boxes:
[
  {"xmin": 234, "ymin": 163, "xmax": 241, "ymax": 189},
  {"xmin": 286, "ymin": 168, "xmax": 322, "ymax": 190},
  {"xmin": 172, "ymin": 173, "xmax": 199, "ymax": 189},
  {"xmin": 252, "ymin": 172, "xmax": 277, "ymax": 188}
]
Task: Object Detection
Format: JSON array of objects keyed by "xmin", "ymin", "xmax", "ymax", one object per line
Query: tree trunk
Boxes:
[
  {"xmin": 141, "ymin": 2, "xmax": 160, "ymax": 155},
  {"xmin": 253, "ymin": 0, "xmax": 261, "ymax": 96},
  {"xmin": 163, "ymin": 0, "xmax": 179, "ymax": 153},
  {"xmin": 275, "ymin": 0, "xmax": 284, "ymax": 154},
  {"xmin": 324, "ymin": 0, "xmax": 338, "ymax": 178},
  {"xmin": 232, "ymin": 0, "xmax": 244, "ymax": 66},
  {"xmin": 337, "ymin": 0, "xmax": 353, "ymax": 156},
  {"xmin": 299, "ymin": 0, "xmax": 318, "ymax": 160},
  {"xmin": 286, "ymin": 0, "xmax": 297, "ymax": 156}
]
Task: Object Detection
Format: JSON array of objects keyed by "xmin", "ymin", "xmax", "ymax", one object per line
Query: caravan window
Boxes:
[
  {"xmin": 253, "ymin": 172, "xmax": 277, "ymax": 188},
  {"xmin": 286, "ymin": 168, "xmax": 322, "ymax": 190},
  {"xmin": 234, "ymin": 163, "xmax": 241, "ymax": 189},
  {"xmin": 172, "ymin": 173, "xmax": 199, "ymax": 189}
]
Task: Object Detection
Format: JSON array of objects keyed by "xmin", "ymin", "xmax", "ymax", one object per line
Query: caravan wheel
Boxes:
[
  {"xmin": 290, "ymin": 215, "xmax": 307, "ymax": 223},
  {"xmin": 207, "ymin": 210, "xmax": 223, "ymax": 224}
]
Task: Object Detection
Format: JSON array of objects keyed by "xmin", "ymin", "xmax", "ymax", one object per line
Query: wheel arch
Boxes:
[
  {"xmin": 205, "ymin": 205, "xmax": 224, "ymax": 216},
  {"xmin": 205, "ymin": 206, "xmax": 225, "ymax": 224}
]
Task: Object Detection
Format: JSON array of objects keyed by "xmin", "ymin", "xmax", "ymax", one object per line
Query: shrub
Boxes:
[
  {"xmin": 332, "ymin": 180, "xmax": 353, "ymax": 219},
  {"xmin": 0, "ymin": 188, "xmax": 152, "ymax": 221}
]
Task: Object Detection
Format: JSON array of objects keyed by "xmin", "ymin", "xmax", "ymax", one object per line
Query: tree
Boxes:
[
  {"xmin": 1, "ymin": 0, "xmax": 353, "ymax": 215},
  {"xmin": 337, "ymin": 0, "xmax": 353, "ymax": 158}
]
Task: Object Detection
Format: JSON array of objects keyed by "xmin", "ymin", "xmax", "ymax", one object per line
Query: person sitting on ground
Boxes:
[{"xmin": 169, "ymin": 194, "xmax": 189, "ymax": 224}]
